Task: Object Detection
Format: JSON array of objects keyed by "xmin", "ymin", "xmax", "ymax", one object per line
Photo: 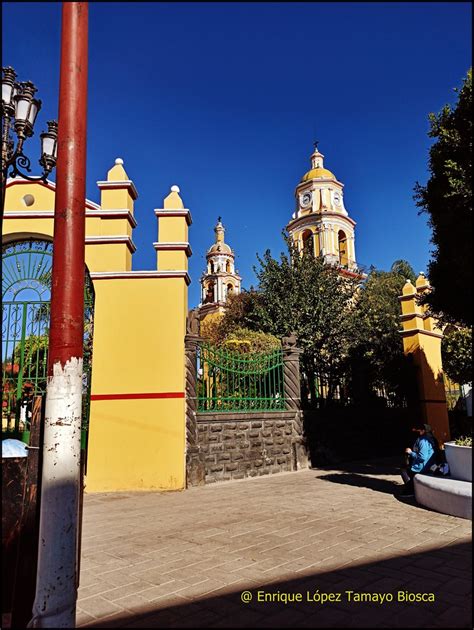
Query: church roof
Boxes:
[
  {"xmin": 207, "ymin": 242, "xmax": 233, "ymax": 255},
  {"xmin": 301, "ymin": 167, "xmax": 336, "ymax": 182}
]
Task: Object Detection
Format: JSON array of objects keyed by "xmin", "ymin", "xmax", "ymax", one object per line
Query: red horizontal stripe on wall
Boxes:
[{"xmin": 90, "ymin": 392, "xmax": 185, "ymax": 401}]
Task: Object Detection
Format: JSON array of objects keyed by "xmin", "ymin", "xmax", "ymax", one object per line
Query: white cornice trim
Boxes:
[
  {"xmin": 85, "ymin": 235, "xmax": 137, "ymax": 254},
  {"xmin": 96, "ymin": 179, "xmax": 138, "ymax": 200},
  {"xmin": 296, "ymin": 177, "xmax": 344, "ymax": 187},
  {"xmin": 90, "ymin": 270, "xmax": 191, "ymax": 285},
  {"xmin": 153, "ymin": 242, "xmax": 192, "ymax": 257},
  {"xmin": 287, "ymin": 212, "xmax": 356, "ymax": 232},
  {"xmin": 4, "ymin": 211, "xmax": 55, "ymax": 218},
  {"xmin": 206, "ymin": 251, "xmax": 235, "ymax": 260},
  {"xmin": 154, "ymin": 209, "xmax": 193, "ymax": 226},
  {"xmin": 200, "ymin": 272, "xmax": 242, "ymax": 281}
]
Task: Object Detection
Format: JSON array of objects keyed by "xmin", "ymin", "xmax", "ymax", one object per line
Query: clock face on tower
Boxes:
[
  {"xmin": 300, "ymin": 191, "xmax": 312, "ymax": 208},
  {"xmin": 333, "ymin": 192, "xmax": 342, "ymax": 207}
]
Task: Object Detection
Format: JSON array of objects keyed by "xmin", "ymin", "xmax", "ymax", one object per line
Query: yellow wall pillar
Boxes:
[
  {"xmin": 399, "ymin": 273, "xmax": 450, "ymax": 443},
  {"xmin": 154, "ymin": 185, "xmax": 192, "ymax": 272},
  {"xmin": 95, "ymin": 158, "xmax": 138, "ymax": 271}
]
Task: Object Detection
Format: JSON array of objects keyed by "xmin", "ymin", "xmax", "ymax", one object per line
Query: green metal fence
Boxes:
[
  {"xmin": 197, "ymin": 342, "xmax": 285, "ymax": 413},
  {"xmin": 2, "ymin": 239, "xmax": 94, "ymax": 442}
]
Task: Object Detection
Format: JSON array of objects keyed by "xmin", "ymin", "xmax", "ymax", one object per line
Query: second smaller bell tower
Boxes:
[{"xmin": 199, "ymin": 217, "xmax": 241, "ymax": 317}]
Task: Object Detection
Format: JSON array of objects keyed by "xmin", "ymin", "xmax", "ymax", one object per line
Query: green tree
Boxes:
[
  {"xmin": 13, "ymin": 334, "xmax": 49, "ymax": 393},
  {"xmin": 350, "ymin": 261, "xmax": 416, "ymax": 402},
  {"xmin": 252, "ymin": 239, "xmax": 359, "ymax": 404},
  {"xmin": 414, "ymin": 68, "xmax": 472, "ymax": 325},
  {"xmin": 441, "ymin": 325, "xmax": 472, "ymax": 385},
  {"xmin": 390, "ymin": 259, "xmax": 416, "ymax": 283},
  {"xmin": 217, "ymin": 290, "xmax": 266, "ymax": 339}
]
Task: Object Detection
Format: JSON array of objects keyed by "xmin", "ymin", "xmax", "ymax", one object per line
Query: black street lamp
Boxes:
[{"xmin": 2, "ymin": 66, "xmax": 58, "ymax": 221}]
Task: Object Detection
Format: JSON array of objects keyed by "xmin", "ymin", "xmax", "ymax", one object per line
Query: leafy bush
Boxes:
[
  {"xmin": 224, "ymin": 327, "xmax": 281, "ymax": 354},
  {"xmin": 454, "ymin": 436, "xmax": 472, "ymax": 447},
  {"xmin": 199, "ymin": 312, "xmax": 224, "ymax": 346},
  {"xmin": 441, "ymin": 325, "xmax": 472, "ymax": 385}
]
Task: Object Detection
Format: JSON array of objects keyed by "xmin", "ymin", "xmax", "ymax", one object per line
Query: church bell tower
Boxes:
[
  {"xmin": 286, "ymin": 143, "xmax": 359, "ymax": 276},
  {"xmin": 199, "ymin": 217, "xmax": 241, "ymax": 317}
]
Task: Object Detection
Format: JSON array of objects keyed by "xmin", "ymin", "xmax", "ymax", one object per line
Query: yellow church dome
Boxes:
[
  {"xmin": 301, "ymin": 167, "xmax": 336, "ymax": 182},
  {"xmin": 207, "ymin": 242, "xmax": 233, "ymax": 255}
]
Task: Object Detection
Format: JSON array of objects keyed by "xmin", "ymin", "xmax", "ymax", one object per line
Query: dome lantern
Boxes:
[{"xmin": 302, "ymin": 143, "xmax": 336, "ymax": 182}]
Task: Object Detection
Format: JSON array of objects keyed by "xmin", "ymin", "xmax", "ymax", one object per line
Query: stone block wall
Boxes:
[
  {"xmin": 184, "ymin": 320, "xmax": 307, "ymax": 487},
  {"xmin": 195, "ymin": 411, "xmax": 307, "ymax": 484}
]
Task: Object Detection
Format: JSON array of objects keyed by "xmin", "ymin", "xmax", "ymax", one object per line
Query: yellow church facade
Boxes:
[{"xmin": 3, "ymin": 159, "xmax": 190, "ymax": 492}]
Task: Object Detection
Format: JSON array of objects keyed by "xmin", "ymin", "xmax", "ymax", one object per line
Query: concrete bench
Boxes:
[{"xmin": 414, "ymin": 474, "xmax": 472, "ymax": 520}]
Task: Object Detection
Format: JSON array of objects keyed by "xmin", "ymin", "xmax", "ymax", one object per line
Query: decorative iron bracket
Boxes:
[{"xmin": 6, "ymin": 151, "xmax": 51, "ymax": 183}]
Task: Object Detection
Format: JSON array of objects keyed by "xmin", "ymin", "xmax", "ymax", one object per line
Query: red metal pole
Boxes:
[
  {"xmin": 29, "ymin": 3, "xmax": 88, "ymax": 627},
  {"xmin": 48, "ymin": 1, "xmax": 88, "ymax": 368}
]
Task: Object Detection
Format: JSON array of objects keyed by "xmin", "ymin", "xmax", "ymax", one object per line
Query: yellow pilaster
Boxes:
[
  {"xmin": 399, "ymin": 274, "xmax": 450, "ymax": 443},
  {"xmin": 154, "ymin": 185, "xmax": 192, "ymax": 272},
  {"xmin": 96, "ymin": 158, "xmax": 138, "ymax": 271}
]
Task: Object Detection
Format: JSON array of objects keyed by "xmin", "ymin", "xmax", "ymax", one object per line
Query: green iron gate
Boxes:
[
  {"xmin": 2, "ymin": 239, "xmax": 94, "ymax": 441},
  {"xmin": 197, "ymin": 342, "xmax": 285, "ymax": 413}
]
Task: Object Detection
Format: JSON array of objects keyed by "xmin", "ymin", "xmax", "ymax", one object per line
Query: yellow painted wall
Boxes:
[
  {"xmin": 3, "ymin": 167, "xmax": 189, "ymax": 492},
  {"xmin": 4, "ymin": 217, "xmax": 54, "ymax": 240},
  {"xmin": 4, "ymin": 180, "xmax": 56, "ymax": 210},
  {"xmin": 86, "ymin": 398, "xmax": 185, "ymax": 491},
  {"xmin": 155, "ymin": 192, "xmax": 190, "ymax": 273},
  {"xmin": 86, "ymin": 277, "xmax": 187, "ymax": 492},
  {"xmin": 99, "ymin": 217, "xmax": 131, "ymax": 237},
  {"xmin": 159, "ymin": 215, "xmax": 188, "ymax": 244},
  {"xmin": 3, "ymin": 182, "xmax": 132, "ymax": 273},
  {"xmin": 85, "ymin": 243, "xmax": 132, "ymax": 273},
  {"xmin": 100, "ymin": 189, "xmax": 134, "ymax": 212},
  {"xmin": 158, "ymin": 250, "xmax": 187, "ymax": 270},
  {"xmin": 91, "ymin": 278, "xmax": 186, "ymax": 394},
  {"xmin": 399, "ymin": 276, "xmax": 450, "ymax": 443}
]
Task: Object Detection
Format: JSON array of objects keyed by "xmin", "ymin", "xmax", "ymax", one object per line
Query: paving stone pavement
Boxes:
[{"xmin": 77, "ymin": 458, "xmax": 472, "ymax": 628}]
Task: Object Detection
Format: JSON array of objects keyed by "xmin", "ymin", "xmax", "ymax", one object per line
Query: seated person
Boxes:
[{"xmin": 400, "ymin": 422, "xmax": 437, "ymax": 497}]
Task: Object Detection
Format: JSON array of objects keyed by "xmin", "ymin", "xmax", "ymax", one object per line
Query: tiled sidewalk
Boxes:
[{"xmin": 77, "ymin": 459, "xmax": 472, "ymax": 628}]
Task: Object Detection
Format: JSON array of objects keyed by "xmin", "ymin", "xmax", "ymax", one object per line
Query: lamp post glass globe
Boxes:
[
  {"xmin": 1, "ymin": 66, "xmax": 58, "ymax": 185},
  {"xmin": 40, "ymin": 121, "xmax": 59, "ymax": 171}
]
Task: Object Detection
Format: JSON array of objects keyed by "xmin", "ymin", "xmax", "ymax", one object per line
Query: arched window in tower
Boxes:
[
  {"xmin": 210, "ymin": 261, "xmax": 214, "ymax": 274},
  {"xmin": 338, "ymin": 230, "xmax": 348, "ymax": 267},
  {"xmin": 227, "ymin": 283, "xmax": 234, "ymax": 296},
  {"xmin": 226, "ymin": 260, "xmax": 231, "ymax": 273},
  {"xmin": 302, "ymin": 229, "xmax": 314, "ymax": 256},
  {"xmin": 205, "ymin": 282, "xmax": 215, "ymax": 303}
]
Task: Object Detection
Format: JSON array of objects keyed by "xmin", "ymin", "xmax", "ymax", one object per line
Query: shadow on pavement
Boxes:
[
  {"xmin": 312, "ymin": 464, "xmax": 462, "ymax": 515},
  {"xmin": 80, "ymin": 540, "xmax": 472, "ymax": 629},
  {"xmin": 315, "ymin": 472, "xmax": 401, "ymax": 496},
  {"xmin": 311, "ymin": 457, "xmax": 404, "ymax": 477}
]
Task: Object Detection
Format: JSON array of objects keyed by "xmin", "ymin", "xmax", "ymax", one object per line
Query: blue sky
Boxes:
[{"xmin": 2, "ymin": 2, "xmax": 472, "ymax": 307}]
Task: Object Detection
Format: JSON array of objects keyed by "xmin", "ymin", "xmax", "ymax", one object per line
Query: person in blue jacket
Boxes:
[{"xmin": 400, "ymin": 422, "xmax": 437, "ymax": 497}]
